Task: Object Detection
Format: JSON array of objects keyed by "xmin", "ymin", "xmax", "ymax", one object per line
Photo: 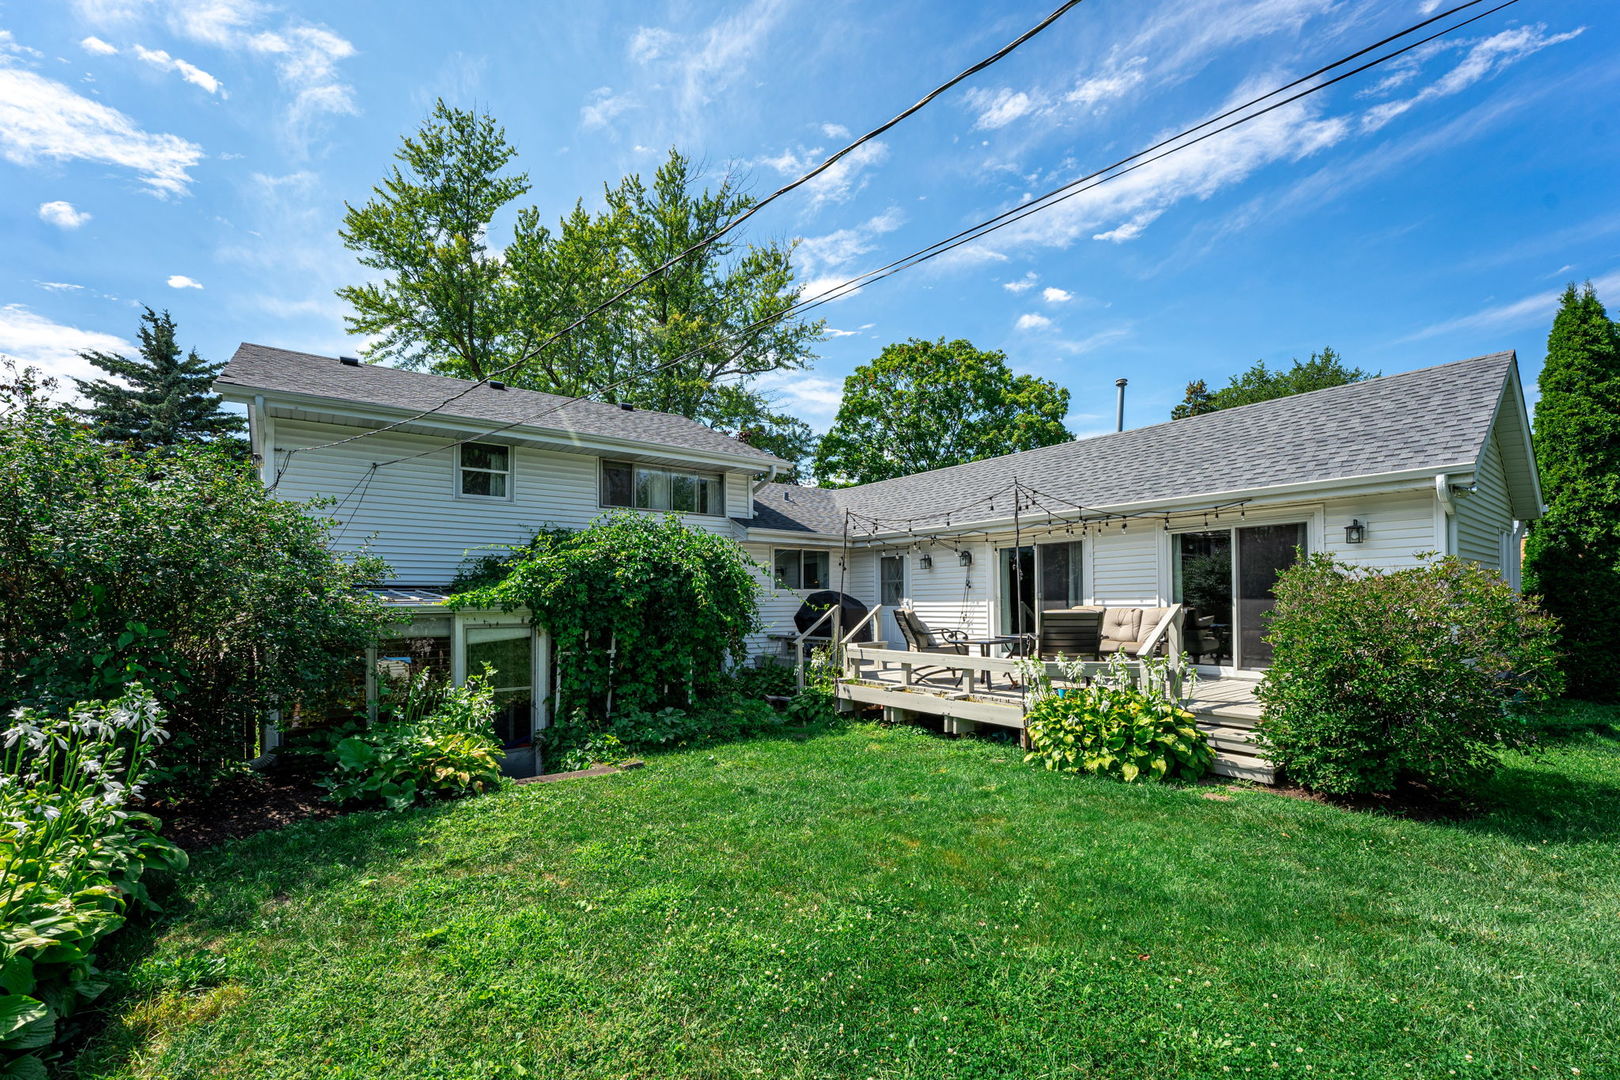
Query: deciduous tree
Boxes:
[
  {"xmin": 1171, "ymin": 347, "xmax": 1370, "ymax": 419},
  {"xmin": 812, "ymin": 338, "xmax": 1071, "ymax": 487}
]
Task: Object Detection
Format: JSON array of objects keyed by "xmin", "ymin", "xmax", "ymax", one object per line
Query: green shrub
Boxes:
[
  {"xmin": 322, "ymin": 669, "xmax": 503, "ymax": 809},
  {"xmin": 1024, "ymin": 684, "xmax": 1212, "ymax": 783},
  {"xmin": 727, "ymin": 660, "xmax": 797, "ymax": 699},
  {"xmin": 545, "ymin": 693, "xmax": 789, "ymax": 773},
  {"xmin": 0, "ymin": 687, "xmax": 188, "ymax": 1077},
  {"xmin": 0, "ymin": 366, "xmax": 395, "ymax": 791},
  {"xmin": 1256, "ymin": 552, "xmax": 1563, "ymax": 795}
]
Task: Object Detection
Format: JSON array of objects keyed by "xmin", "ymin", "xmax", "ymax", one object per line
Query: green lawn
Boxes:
[{"xmin": 76, "ymin": 715, "xmax": 1620, "ymax": 1080}]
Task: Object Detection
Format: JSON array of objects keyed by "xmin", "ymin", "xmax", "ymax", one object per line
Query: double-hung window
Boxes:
[
  {"xmin": 601, "ymin": 461, "xmax": 724, "ymax": 515},
  {"xmin": 458, "ymin": 443, "xmax": 512, "ymax": 499},
  {"xmin": 773, "ymin": 549, "xmax": 831, "ymax": 591}
]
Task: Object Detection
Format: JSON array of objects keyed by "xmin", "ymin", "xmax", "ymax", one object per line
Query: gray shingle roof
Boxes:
[
  {"xmin": 749, "ymin": 352, "xmax": 1516, "ymax": 535},
  {"xmin": 217, "ymin": 343, "xmax": 785, "ymax": 466}
]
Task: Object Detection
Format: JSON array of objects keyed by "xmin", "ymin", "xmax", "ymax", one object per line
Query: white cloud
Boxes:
[
  {"xmin": 976, "ymin": 81, "xmax": 1351, "ymax": 254},
  {"xmin": 1066, "ymin": 58, "xmax": 1147, "ymax": 108},
  {"xmin": 629, "ymin": 0, "xmax": 790, "ymax": 128},
  {"xmin": 1015, "ymin": 312, "xmax": 1053, "ymax": 331},
  {"xmin": 1042, "ymin": 286, "xmax": 1072, "ymax": 303},
  {"xmin": 38, "ymin": 200, "xmax": 92, "ymax": 228},
  {"xmin": 628, "ymin": 26, "xmax": 675, "ymax": 63},
  {"xmin": 0, "ymin": 70, "xmax": 203, "ymax": 196},
  {"xmin": 579, "ymin": 86, "xmax": 636, "ymax": 130},
  {"xmin": 820, "ymin": 122, "xmax": 850, "ymax": 139},
  {"xmin": 132, "ymin": 44, "xmax": 223, "ymax": 94},
  {"xmin": 0, "ymin": 29, "xmax": 43, "ymax": 61},
  {"xmin": 167, "ymin": 274, "xmax": 203, "ymax": 289},
  {"xmin": 36, "ymin": 281, "xmax": 84, "ymax": 292},
  {"xmin": 1362, "ymin": 24, "xmax": 1585, "ymax": 132},
  {"xmin": 1403, "ymin": 270, "xmax": 1620, "ymax": 342},
  {"xmin": 75, "ymin": 0, "xmax": 357, "ymax": 144},
  {"xmin": 763, "ymin": 139, "xmax": 889, "ymax": 207},
  {"xmin": 0, "ymin": 304, "xmax": 130, "ymax": 387},
  {"xmin": 795, "ymin": 207, "xmax": 904, "ymax": 276},
  {"xmin": 752, "ymin": 369, "xmax": 844, "ymax": 428},
  {"xmin": 966, "ymin": 87, "xmax": 1037, "ymax": 130},
  {"xmin": 1002, "ymin": 271, "xmax": 1038, "ymax": 293},
  {"xmin": 80, "ymin": 35, "xmax": 120, "ymax": 55}
]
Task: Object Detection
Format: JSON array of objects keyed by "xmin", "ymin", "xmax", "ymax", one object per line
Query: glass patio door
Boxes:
[
  {"xmin": 997, "ymin": 546, "xmax": 1036, "ymax": 638},
  {"xmin": 1235, "ymin": 523, "xmax": 1306, "ymax": 668},
  {"xmin": 1174, "ymin": 523, "xmax": 1305, "ymax": 669}
]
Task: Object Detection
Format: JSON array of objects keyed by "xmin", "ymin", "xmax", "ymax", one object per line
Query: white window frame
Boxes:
[
  {"xmin": 599, "ymin": 459, "xmax": 726, "ymax": 517},
  {"xmin": 455, "ymin": 442, "xmax": 515, "ymax": 502}
]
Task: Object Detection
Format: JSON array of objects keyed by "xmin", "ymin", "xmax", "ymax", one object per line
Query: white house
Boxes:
[{"xmin": 217, "ymin": 344, "xmax": 1541, "ymax": 775}]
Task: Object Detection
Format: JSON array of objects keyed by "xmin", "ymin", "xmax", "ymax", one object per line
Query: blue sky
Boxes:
[{"xmin": 2, "ymin": 0, "xmax": 1615, "ymax": 437}]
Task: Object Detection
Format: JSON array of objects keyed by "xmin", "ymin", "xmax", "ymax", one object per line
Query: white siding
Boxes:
[
  {"xmin": 1455, "ymin": 433, "xmax": 1512, "ymax": 572},
  {"xmin": 1320, "ymin": 490, "xmax": 1439, "ymax": 570},
  {"xmin": 902, "ymin": 541, "xmax": 994, "ymax": 640},
  {"xmin": 269, "ymin": 419, "xmax": 747, "ymax": 585},
  {"xmin": 1089, "ymin": 527, "xmax": 1162, "ymax": 604}
]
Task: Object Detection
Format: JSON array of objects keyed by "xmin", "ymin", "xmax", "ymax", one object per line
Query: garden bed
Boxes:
[{"xmin": 150, "ymin": 767, "xmax": 337, "ymax": 852}]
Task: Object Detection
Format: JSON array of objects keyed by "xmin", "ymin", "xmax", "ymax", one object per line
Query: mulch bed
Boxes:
[
  {"xmin": 1255, "ymin": 777, "xmax": 1477, "ymax": 822},
  {"xmin": 148, "ymin": 767, "xmax": 339, "ymax": 852}
]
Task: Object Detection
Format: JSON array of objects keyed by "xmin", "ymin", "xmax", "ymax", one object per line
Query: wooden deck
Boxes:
[{"xmin": 837, "ymin": 650, "xmax": 1273, "ymax": 784}]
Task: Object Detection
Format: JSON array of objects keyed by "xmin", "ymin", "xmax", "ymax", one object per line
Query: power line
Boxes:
[
  {"xmin": 271, "ymin": 0, "xmax": 1092, "ymax": 486},
  {"xmin": 321, "ymin": 0, "xmax": 1521, "ymax": 491}
]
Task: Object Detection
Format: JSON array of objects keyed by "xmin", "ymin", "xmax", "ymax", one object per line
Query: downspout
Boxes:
[
  {"xmin": 1435, "ymin": 473, "xmax": 1455, "ymax": 555},
  {"xmin": 751, "ymin": 464, "xmax": 780, "ymax": 495}
]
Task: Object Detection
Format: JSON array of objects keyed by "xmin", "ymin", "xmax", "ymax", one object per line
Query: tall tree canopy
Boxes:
[
  {"xmin": 338, "ymin": 101, "xmax": 821, "ymax": 449},
  {"xmin": 1171, "ymin": 347, "xmax": 1371, "ymax": 419},
  {"xmin": 1523, "ymin": 282, "xmax": 1620, "ymax": 701},
  {"xmin": 72, "ymin": 307, "xmax": 243, "ymax": 450},
  {"xmin": 812, "ymin": 338, "xmax": 1072, "ymax": 487}
]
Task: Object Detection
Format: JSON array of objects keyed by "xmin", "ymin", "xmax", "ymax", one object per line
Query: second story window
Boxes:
[
  {"xmin": 458, "ymin": 443, "xmax": 511, "ymax": 499},
  {"xmin": 602, "ymin": 461, "xmax": 723, "ymax": 515}
]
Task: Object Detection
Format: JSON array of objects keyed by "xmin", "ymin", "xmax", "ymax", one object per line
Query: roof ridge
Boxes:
[{"xmin": 825, "ymin": 351, "xmax": 1517, "ymax": 498}]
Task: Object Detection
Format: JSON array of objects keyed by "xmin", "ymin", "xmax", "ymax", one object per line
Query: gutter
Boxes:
[{"xmin": 1435, "ymin": 473, "xmax": 1457, "ymax": 517}]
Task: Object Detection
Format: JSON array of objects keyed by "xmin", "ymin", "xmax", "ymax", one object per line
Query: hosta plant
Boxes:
[
  {"xmin": 1, "ymin": 687, "xmax": 187, "ymax": 1077},
  {"xmin": 1024, "ymin": 682, "xmax": 1213, "ymax": 784},
  {"xmin": 322, "ymin": 668, "xmax": 503, "ymax": 809}
]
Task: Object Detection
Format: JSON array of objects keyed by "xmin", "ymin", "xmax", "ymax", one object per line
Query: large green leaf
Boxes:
[{"xmin": 0, "ymin": 997, "xmax": 46, "ymax": 1040}]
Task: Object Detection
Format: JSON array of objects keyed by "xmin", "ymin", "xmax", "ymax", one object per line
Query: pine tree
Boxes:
[
  {"xmin": 1523, "ymin": 282, "xmax": 1620, "ymax": 701},
  {"xmin": 73, "ymin": 307, "xmax": 244, "ymax": 450}
]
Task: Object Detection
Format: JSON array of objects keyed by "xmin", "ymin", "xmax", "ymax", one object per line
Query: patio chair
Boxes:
[
  {"xmin": 1037, "ymin": 608, "xmax": 1103, "ymax": 660},
  {"xmin": 893, "ymin": 607, "xmax": 972, "ymax": 683}
]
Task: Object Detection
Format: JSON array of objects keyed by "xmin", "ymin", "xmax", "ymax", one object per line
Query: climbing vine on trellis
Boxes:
[{"xmin": 450, "ymin": 512, "xmax": 762, "ymax": 724}]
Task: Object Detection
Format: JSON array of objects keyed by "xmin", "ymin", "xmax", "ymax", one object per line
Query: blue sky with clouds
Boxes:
[{"xmin": 2, "ymin": 0, "xmax": 1614, "ymax": 437}]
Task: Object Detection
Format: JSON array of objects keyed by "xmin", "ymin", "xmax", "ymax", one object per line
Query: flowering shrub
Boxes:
[
  {"xmin": 0, "ymin": 687, "xmax": 187, "ymax": 1076},
  {"xmin": 1021, "ymin": 653, "xmax": 1213, "ymax": 783},
  {"xmin": 322, "ymin": 669, "xmax": 503, "ymax": 809}
]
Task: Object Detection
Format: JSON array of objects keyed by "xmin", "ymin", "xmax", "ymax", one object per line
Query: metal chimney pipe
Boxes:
[{"xmin": 1114, "ymin": 378, "xmax": 1128, "ymax": 432}]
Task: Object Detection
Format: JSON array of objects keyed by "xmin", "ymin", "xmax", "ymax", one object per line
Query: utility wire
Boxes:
[
  {"xmin": 271, "ymin": 0, "xmax": 1091, "ymax": 485},
  {"xmin": 338, "ymin": 0, "xmax": 1519, "ymax": 489}
]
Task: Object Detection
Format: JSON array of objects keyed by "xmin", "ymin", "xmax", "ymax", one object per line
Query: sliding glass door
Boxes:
[{"xmin": 1174, "ymin": 523, "xmax": 1305, "ymax": 669}]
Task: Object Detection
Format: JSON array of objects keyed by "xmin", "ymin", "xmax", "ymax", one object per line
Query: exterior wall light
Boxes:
[
  {"xmin": 919, "ymin": 553, "xmax": 933, "ymax": 570},
  {"xmin": 1344, "ymin": 519, "xmax": 1366, "ymax": 544},
  {"xmin": 958, "ymin": 549, "xmax": 974, "ymax": 567}
]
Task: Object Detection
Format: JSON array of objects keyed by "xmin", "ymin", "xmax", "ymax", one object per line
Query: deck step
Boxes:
[
  {"xmin": 1199, "ymin": 726, "xmax": 1261, "ymax": 756},
  {"xmin": 1209, "ymin": 754, "xmax": 1276, "ymax": 784},
  {"xmin": 1189, "ymin": 703, "xmax": 1261, "ymax": 725}
]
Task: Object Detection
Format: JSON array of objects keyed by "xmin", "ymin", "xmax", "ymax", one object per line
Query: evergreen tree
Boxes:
[
  {"xmin": 73, "ymin": 307, "xmax": 244, "ymax": 450},
  {"xmin": 1171, "ymin": 348, "xmax": 1370, "ymax": 419},
  {"xmin": 1523, "ymin": 282, "xmax": 1620, "ymax": 701}
]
